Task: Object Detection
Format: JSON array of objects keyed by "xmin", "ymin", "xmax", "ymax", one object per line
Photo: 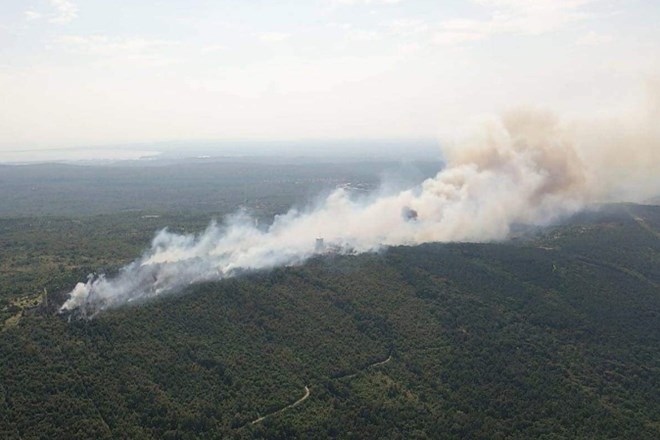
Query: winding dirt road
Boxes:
[
  {"xmin": 369, "ymin": 354, "xmax": 392, "ymax": 368},
  {"xmin": 245, "ymin": 351, "xmax": 392, "ymax": 428},
  {"xmin": 250, "ymin": 385, "xmax": 310, "ymax": 426}
]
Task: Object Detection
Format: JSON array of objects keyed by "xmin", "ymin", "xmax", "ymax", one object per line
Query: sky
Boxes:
[{"xmin": 1, "ymin": 0, "xmax": 659, "ymax": 152}]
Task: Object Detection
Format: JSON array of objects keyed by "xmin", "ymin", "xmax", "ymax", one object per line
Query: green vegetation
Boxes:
[
  {"xmin": 0, "ymin": 160, "xmax": 440, "ymax": 217},
  {"xmin": 0, "ymin": 202, "xmax": 658, "ymax": 438}
]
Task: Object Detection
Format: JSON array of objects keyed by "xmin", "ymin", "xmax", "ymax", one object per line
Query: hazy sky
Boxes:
[{"xmin": 1, "ymin": 0, "xmax": 659, "ymax": 150}]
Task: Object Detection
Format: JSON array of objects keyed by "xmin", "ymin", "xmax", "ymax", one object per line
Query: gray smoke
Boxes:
[{"xmin": 61, "ymin": 102, "xmax": 660, "ymax": 316}]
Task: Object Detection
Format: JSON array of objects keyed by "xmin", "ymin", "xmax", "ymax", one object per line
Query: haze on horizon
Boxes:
[{"xmin": 1, "ymin": 0, "xmax": 659, "ymax": 156}]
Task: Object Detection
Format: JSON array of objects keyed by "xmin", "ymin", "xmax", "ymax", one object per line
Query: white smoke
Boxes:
[{"xmin": 60, "ymin": 104, "xmax": 660, "ymax": 316}]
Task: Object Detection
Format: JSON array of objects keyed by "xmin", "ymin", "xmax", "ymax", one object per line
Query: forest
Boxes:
[{"xmin": 1, "ymin": 195, "xmax": 658, "ymax": 438}]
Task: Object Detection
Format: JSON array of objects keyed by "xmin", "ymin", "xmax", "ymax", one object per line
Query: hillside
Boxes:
[{"xmin": 1, "ymin": 204, "xmax": 659, "ymax": 439}]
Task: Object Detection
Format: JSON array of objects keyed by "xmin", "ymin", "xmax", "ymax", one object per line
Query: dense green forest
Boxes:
[
  {"xmin": 0, "ymin": 159, "xmax": 440, "ymax": 217},
  {"xmin": 1, "ymin": 201, "xmax": 658, "ymax": 439}
]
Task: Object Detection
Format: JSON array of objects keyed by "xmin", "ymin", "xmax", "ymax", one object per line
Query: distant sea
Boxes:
[{"xmin": 0, "ymin": 148, "xmax": 161, "ymax": 164}]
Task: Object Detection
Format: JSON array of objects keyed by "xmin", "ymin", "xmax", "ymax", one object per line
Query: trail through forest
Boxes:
[
  {"xmin": 247, "ymin": 352, "xmax": 393, "ymax": 427},
  {"xmin": 250, "ymin": 386, "xmax": 310, "ymax": 426}
]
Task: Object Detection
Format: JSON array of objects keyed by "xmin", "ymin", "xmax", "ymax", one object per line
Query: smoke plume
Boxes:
[{"xmin": 61, "ymin": 103, "xmax": 660, "ymax": 317}]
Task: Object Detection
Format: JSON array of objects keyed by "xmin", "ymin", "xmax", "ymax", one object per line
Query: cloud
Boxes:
[
  {"xmin": 347, "ymin": 29, "xmax": 382, "ymax": 42},
  {"xmin": 432, "ymin": 18, "xmax": 493, "ymax": 45},
  {"xmin": 48, "ymin": 0, "xmax": 79, "ymax": 24},
  {"xmin": 53, "ymin": 35, "xmax": 181, "ymax": 67},
  {"xmin": 433, "ymin": 0, "xmax": 599, "ymax": 46},
  {"xmin": 576, "ymin": 31, "xmax": 613, "ymax": 46},
  {"xmin": 396, "ymin": 41, "xmax": 422, "ymax": 55},
  {"xmin": 55, "ymin": 35, "xmax": 174, "ymax": 54},
  {"xmin": 334, "ymin": 0, "xmax": 403, "ymax": 4},
  {"xmin": 200, "ymin": 44, "xmax": 225, "ymax": 54},
  {"xmin": 24, "ymin": 0, "xmax": 78, "ymax": 24},
  {"xmin": 258, "ymin": 32, "xmax": 291, "ymax": 43},
  {"xmin": 381, "ymin": 19, "xmax": 429, "ymax": 37},
  {"xmin": 185, "ymin": 54, "xmax": 399, "ymax": 97},
  {"xmin": 24, "ymin": 9, "xmax": 42, "ymax": 21}
]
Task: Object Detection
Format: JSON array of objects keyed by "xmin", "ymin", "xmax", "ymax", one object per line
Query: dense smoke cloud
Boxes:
[
  {"xmin": 61, "ymin": 102, "xmax": 660, "ymax": 317},
  {"xmin": 571, "ymin": 79, "xmax": 660, "ymax": 203}
]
